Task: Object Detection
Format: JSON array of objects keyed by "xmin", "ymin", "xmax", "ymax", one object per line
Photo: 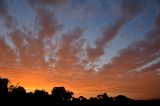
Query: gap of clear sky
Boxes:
[{"xmin": 0, "ymin": 0, "xmax": 160, "ymax": 99}]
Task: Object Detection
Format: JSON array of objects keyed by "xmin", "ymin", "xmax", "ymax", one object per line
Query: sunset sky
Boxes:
[{"xmin": 0, "ymin": 0, "xmax": 160, "ymax": 99}]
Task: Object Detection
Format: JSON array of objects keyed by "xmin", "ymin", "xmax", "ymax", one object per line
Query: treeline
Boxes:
[{"xmin": 0, "ymin": 78, "xmax": 159, "ymax": 106}]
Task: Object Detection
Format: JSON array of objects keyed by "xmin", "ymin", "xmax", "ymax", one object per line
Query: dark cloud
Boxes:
[
  {"xmin": 120, "ymin": 0, "xmax": 143, "ymax": 20},
  {"xmin": 4, "ymin": 15, "xmax": 18, "ymax": 29},
  {"xmin": 0, "ymin": 0, "xmax": 7, "ymax": 16},
  {"xmin": 0, "ymin": 2, "xmax": 17, "ymax": 31},
  {"xmin": 40, "ymin": 0, "xmax": 68, "ymax": 6},
  {"xmin": 153, "ymin": 12, "xmax": 160, "ymax": 31},
  {"xmin": 0, "ymin": 0, "xmax": 17, "ymax": 29},
  {"xmin": 28, "ymin": 0, "xmax": 68, "ymax": 6}
]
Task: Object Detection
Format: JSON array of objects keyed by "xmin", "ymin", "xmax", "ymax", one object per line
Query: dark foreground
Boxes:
[
  {"xmin": 1, "ymin": 96, "xmax": 160, "ymax": 106},
  {"xmin": 1, "ymin": 78, "xmax": 160, "ymax": 106}
]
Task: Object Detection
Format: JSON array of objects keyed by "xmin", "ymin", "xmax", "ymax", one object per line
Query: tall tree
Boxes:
[{"xmin": 0, "ymin": 78, "xmax": 9, "ymax": 96}]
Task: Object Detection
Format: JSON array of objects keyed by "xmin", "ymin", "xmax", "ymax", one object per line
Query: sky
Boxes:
[{"xmin": 0, "ymin": 0, "xmax": 160, "ymax": 100}]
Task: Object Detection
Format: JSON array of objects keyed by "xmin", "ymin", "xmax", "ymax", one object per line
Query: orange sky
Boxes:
[{"xmin": 1, "ymin": 65, "xmax": 160, "ymax": 99}]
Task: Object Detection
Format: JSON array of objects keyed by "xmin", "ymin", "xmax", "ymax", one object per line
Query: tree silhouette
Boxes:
[
  {"xmin": 97, "ymin": 93, "xmax": 113, "ymax": 105},
  {"xmin": 10, "ymin": 86, "xmax": 26, "ymax": 96},
  {"xmin": 79, "ymin": 96, "xmax": 87, "ymax": 101},
  {"xmin": 51, "ymin": 86, "xmax": 73, "ymax": 101},
  {"xmin": 89, "ymin": 97, "xmax": 99, "ymax": 106},
  {"xmin": 34, "ymin": 89, "xmax": 48, "ymax": 96},
  {"xmin": 114, "ymin": 95, "xmax": 133, "ymax": 106},
  {"xmin": 0, "ymin": 78, "xmax": 9, "ymax": 96},
  {"xmin": 0, "ymin": 77, "xmax": 159, "ymax": 106}
]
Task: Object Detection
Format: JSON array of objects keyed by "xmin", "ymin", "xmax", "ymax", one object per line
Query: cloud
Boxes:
[
  {"xmin": 0, "ymin": 29, "xmax": 20, "ymax": 63},
  {"xmin": 40, "ymin": 0, "xmax": 68, "ymax": 6},
  {"xmin": 0, "ymin": 0, "xmax": 63, "ymax": 69},
  {"xmin": 100, "ymin": 34, "xmax": 160, "ymax": 77},
  {"xmin": 0, "ymin": 0, "xmax": 18, "ymax": 29},
  {"xmin": 0, "ymin": 37, "xmax": 17, "ymax": 68},
  {"xmin": 139, "ymin": 61, "xmax": 160, "ymax": 74},
  {"xmin": 27, "ymin": 0, "xmax": 61, "ymax": 38},
  {"xmin": 10, "ymin": 30, "xmax": 48, "ymax": 69},
  {"xmin": 0, "ymin": 0, "xmax": 17, "ymax": 29},
  {"xmin": 4, "ymin": 35, "xmax": 19, "ymax": 56},
  {"xmin": 86, "ymin": 12, "xmax": 160, "ymax": 99},
  {"xmin": 0, "ymin": 0, "xmax": 20, "ymax": 59},
  {"xmin": 87, "ymin": 19, "xmax": 125, "ymax": 62},
  {"xmin": 28, "ymin": 0, "xmax": 68, "ymax": 6},
  {"xmin": 35, "ymin": 8, "xmax": 60, "ymax": 38},
  {"xmin": 0, "ymin": 0, "xmax": 7, "ymax": 16},
  {"xmin": 100, "ymin": 12, "xmax": 160, "ymax": 76},
  {"xmin": 0, "ymin": 0, "xmax": 159, "ymax": 99},
  {"xmin": 153, "ymin": 12, "xmax": 160, "ymax": 31},
  {"xmin": 120, "ymin": 0, "xmax": 143, "ymax": 20},
  {"xmin": 54, "ymin": 27, "xmax": 84, "ymax": 71},
  {"xmin": 85, "ymin": 0, "xmax": 143, "ymax": 68},
  {"xmin": 70, "ymin": 0, "xmax": 105, "ymax": 20}
]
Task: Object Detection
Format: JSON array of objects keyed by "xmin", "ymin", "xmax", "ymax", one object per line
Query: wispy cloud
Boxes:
[
  {"xmin": 55, "ymin": 27, "xmax": 84, "ymax": 71},
  {"xmin": 85, "ymin": 0, "xmax": 144, "ymax": 70},
  {"xmin": 27, "ymin": 0, "xmax": 61, "ymax": 38},
  {"xmin": 0, "ymin": 0, "xmax": 20, "ymax": 61},
  {"xmin": 100, "ymin": 12, "xmax": 160, "ymax": 76},
  {"xmin": 36, "ymin": 8, "xmax": 60, "ymax": 38}
]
